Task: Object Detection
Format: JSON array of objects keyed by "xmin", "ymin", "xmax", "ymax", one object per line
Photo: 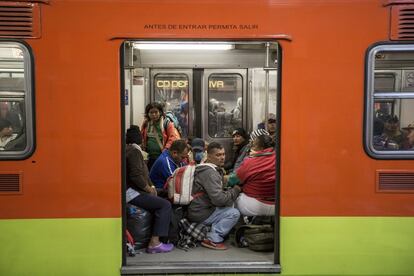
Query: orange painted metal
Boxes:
[{"xmin": 0, "ymin": 0, "xmax": 413, "ymax": 219}]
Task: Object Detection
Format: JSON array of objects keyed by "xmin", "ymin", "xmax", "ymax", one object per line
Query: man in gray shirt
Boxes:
[{"xmin": 187, "ymin": 142, "xmax": 241, "ymax": 250}]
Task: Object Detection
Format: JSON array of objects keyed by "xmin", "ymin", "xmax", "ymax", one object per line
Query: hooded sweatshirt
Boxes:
[{"xmin": 187, "ymin": 164, "xmax": 241, "ymax": 223}]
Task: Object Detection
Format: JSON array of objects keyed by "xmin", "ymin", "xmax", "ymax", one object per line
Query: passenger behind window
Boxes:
[
  {"xmin": 373, "ymin": 115, "xmax": 405, "ymax": 150},
  {"xmin": 0, "ymin": 119, "xmax": 18, "ymax": 151},
  {"xmin": 187, "ymin": 142, "xmax": 241, "ymax": 250},
  {"xmin": 125, "ymin": 125, "xmax": 174, "ymax": 254},
  {"xmin": 208, "ymin": 99, "xmax": 219, "ymax": 137},
  {"xmin": 401, "ymin": 123, "xmax": 414, "ymax": 150},
  {"xmin": 227, "ymin": 134, "xmax": 276, "ymax": 217},
  {"xmin": 149, "ymin": 139, "xmax": 188, "ymax": 192},
  {"xmin": 0, "ymin": 102, "xmax": 23, "ymax": 134},
  {"xmin": 141, "ymin": 102, "xmax": 181, "ymax": 170}
]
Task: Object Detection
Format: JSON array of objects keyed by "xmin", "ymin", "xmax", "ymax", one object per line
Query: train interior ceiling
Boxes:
[{"xmin": 122, "ymin": 41, "xmax": 279, "ymax": 272}]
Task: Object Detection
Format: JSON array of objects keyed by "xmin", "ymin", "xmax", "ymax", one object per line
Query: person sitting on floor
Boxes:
[
  {"xmin": 187, "ymin": 142, "xmax": 241, "ymax": 250},
  {"xmin": 149, "ymin": 139, "xmax": 188, "ymax": 190}
]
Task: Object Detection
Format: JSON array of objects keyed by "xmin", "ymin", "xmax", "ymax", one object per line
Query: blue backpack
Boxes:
[{"xmin": 164, "ymin": 111, "xmax": 183, "ymax": 137}]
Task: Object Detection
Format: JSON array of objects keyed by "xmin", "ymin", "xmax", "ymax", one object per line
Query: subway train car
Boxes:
[{"xmin": 1, "ymin": 0, "xmax": 414, "ymax": 275}]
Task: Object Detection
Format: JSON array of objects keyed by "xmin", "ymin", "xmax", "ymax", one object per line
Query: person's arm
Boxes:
[
  {"xmin": 201, "ymin": 168, "xmax": 241, "ymax": 207},
  {"xmin": 127, "ymin": 148, "xmax": 153, "ymax": 192}
]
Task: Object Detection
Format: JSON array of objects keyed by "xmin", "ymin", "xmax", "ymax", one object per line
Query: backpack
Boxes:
[
  {"xmin": 164, "ymin": 111, "xmax": 183, "ymax": 137},
  {"xmin": 233, "ymin": 224, "xmax": 274, "ymax": 252},
  {"xmin": 164, "ymin": 163, "xmax": 215, "ymax": 205}
]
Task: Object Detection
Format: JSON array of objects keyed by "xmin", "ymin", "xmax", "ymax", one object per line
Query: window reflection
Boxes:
[
  {"xmin": 208, "ymin": 74, "xmax": 242, "ymax": 137},
  {"xmin": 154, "ymin": 73, "xmax": 189, "ymax": 138},
  {"xmin": 0, "ymin": 43, "xmax": 29, "ymax": 154}
]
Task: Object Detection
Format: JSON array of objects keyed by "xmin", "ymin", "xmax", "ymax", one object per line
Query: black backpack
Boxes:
[{"xmin": 233, "ymin": 224, "xmax": 274, "ymax": 252}]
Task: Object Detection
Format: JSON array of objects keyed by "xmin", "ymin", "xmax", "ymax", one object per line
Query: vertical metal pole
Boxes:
[
  {"xmin": 129, "ymin": 43, "xmax": 134, "ymax": 126},
  {"xmin": 265, "ymin": 42, "xmax": 270, "ymax": 127}
]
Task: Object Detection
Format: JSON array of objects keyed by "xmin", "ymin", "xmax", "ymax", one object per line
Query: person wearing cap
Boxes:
[
  {"xmin": 224, "ymin": 128, "xmax": 250, "ymax": 172},
  {"xmin": 125, "ymin": 125, "xmax": 174, "ymax": 254},
  {"xmin": 373, "ymin": 115, "xmax": 404, "ymax": 150},
  {"xmin": 189, "ymin": 138, "xmax": 207, "ymax": 164}
]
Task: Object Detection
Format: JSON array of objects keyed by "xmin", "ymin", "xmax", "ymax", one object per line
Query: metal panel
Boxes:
[
  {"xmin": 0, "ymin": 1, "xmax": 41, "ymax": 38},
  {"xmin": 376, "ymin": 170, "xmax": 414, "ymax": 192},
  {"xmin": 0, "ymin": 172, "xmax": 22, "ymax": 194},
  {"xmin": 121, "ymin": 262, "xmax": 280, "ymax": 275},
  {"xmin": 137, "ymin": 49, "xmax": 268, "ymax": 69},
  {"xmin": 390, "ymin": 4, "xmax": 414, "ymax": 41}
]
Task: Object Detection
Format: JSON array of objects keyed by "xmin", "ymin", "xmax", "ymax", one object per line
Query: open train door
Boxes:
[{"xmin": 121, "ymin": 41, "xmax": 281, "ymax": 274}]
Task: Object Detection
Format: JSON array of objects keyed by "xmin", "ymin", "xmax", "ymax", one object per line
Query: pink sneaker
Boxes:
[{"xmin": 146, "ymin": 242, "xmax": 174, "ymax": 254}]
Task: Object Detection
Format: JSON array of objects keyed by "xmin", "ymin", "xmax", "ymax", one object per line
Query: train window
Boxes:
[
  {"xmin": 208, "ymin": 74, "xmax": 243, "ymax": 137},
  {"xmin": 366, "ymin": 45, "xmax": 414, "ymax": 158},
  {"xmin": 153, "ymin": 73, "xmax": 189, "ymax": 137},
  {"xmin": 0, "ymin": 42, "xmax": 33, "ymax": 159}
]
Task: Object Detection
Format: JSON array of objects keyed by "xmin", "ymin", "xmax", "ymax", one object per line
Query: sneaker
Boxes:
[
  {"xmin": 201, "ymin": 239, "xmax": 228, "ymax": 250},
  {"xmin": 146, "ymin": 242, "xmax": 174, "ymax": 254}
]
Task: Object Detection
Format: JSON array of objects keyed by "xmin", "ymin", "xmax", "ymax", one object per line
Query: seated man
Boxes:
[
  {"xmin": 187, "ymin": 142, "xmax": 241, "ymax": 250},
  {"xmin": 149, "ymin": 139, "xmax": 188, "ymax": 189},
  {"xmin": 228, "ymin": 134, "xmax": 276, "ymax": 216},
  {"xmin": 0, "ymin": 119, "xmax": 17, "ymax": 151}
]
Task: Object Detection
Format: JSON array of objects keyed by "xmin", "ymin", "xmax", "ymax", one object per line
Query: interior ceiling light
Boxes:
[{"xmin": 133, "ymin": 43, "xmax": 234, "ymax": 50}]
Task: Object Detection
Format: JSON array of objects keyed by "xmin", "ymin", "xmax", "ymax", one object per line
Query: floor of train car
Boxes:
[{"xmin": 127, "ymin": 240, "xmax": 273, "ymax": 264}]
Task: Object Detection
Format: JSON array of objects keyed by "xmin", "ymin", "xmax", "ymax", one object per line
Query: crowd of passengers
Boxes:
[
  {"xmin": 125, "ymin": 102, "xmax": 277, "ymax": 254},
  {"xmin": 373, "ymin": 114, "xmax": 414, "ymax": 150}
]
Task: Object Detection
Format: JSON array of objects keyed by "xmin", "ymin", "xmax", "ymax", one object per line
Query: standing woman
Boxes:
[{"xmin": 141, "ymin": 102, "xmax": 180, "ymax": 170}]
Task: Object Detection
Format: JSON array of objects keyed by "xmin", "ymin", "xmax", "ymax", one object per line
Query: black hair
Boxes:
[
  {"xmin": 126, "ymin": 125, "xmax": 142, "ymax": 145},
  {"xmin": 207, "ymin": 141, "xmax": 223, "ymax": 154},
  {"xmin": 0, "ymin": 118, "xmax": 12, "ymax": 132},
  {"xmin": 254, "ymin": 134, "xmax": 275, "ymax": 150},
  {"xmin": 169, "ymin": 139, "xmax": 188, "ymax": 153},
  {"xmin": 144, "ymin": 102, "xmax": 165, "ymax": 120},
  {"xmin": 373, "ymin": 119, "xmax": 384, "ymax": 136}
]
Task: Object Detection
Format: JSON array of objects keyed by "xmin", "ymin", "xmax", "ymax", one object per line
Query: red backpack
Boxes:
[{"xmin": 164, "ymin": 163, "xmax": 215, "ymax": 205}]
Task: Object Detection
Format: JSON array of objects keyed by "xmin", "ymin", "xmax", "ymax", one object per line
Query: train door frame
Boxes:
[{"xmin": 120, "ymin": 40, "xmax": 282, "ymax": 274}]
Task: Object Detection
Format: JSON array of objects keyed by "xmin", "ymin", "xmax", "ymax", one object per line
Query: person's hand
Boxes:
[
  {"xmin": 234, "ymin": 185, "xmax": 242, "ymax": 192},
  {"xmin": 149, "ymin": 186, "xmax": 158, "ymax": 196}
]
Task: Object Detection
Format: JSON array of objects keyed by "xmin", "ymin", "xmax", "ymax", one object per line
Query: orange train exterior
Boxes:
[{"xmin": 0, "ymin": 1, "xmax": 413, "ymax": 276}]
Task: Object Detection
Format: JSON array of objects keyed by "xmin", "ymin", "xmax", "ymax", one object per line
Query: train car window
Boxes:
[
  {"xmin": 0, "ymin": 42, "xmax": 33, "ymax": 159},
  {"xmin": 208, "ymin": 74, "xmax": 243, "ymax": 137},
  {"xmin": 366, "ymin": 45, "xmax": 414, "ymax": 158},
  {"xmin": 154, "ymin": 73, "xmax": 189, "ymax": 137}
]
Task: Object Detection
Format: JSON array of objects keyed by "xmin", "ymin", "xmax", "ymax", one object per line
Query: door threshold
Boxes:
[{"xmin": 121, "ymin": 261, "xmax": 280, "ymax": 275}]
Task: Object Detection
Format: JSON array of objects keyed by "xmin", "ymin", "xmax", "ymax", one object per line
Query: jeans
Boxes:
[
  {"xmin": 130, "ymin": 193, "xmax": 172, "ymax": 237},
  {"xmin": 202, "ymin": 207, "xmax": 240, "ymax": 243}
]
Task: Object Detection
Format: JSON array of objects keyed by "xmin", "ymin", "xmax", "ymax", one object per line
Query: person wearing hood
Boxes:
[
  {"xmin": 187, "ymin": 142, "xmax": 241, "ymax": 250},
  {"xmin": 224, "ymin": 128, "xmax": 250, "ymax": 172},
  {"xmin": 125, "ymin": 125, "xmax": 174, "ymax": 254}
]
